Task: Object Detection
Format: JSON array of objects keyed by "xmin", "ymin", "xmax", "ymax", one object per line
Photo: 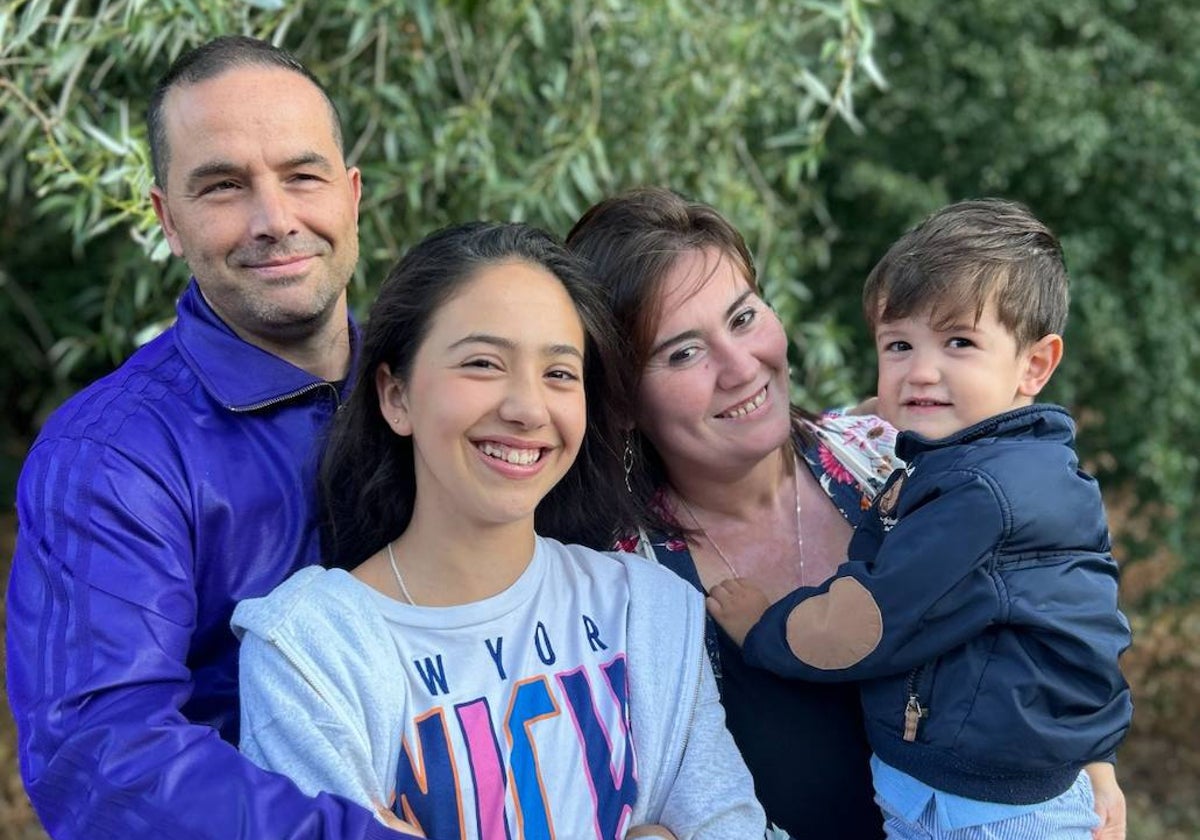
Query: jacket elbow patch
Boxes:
[{"xmin": 784, "ymin": 577, "xmax": 882, "ymax": 669}]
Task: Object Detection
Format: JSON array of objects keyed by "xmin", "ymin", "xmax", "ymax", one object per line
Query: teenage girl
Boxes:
[{"xmin": 233, "ymin": 223, "xmax": 763, "ymax": 839}]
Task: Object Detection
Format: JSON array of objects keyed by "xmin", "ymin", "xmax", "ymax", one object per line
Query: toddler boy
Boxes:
[{"xmin": 709, "ymin": 199, "xmax": 1132, "ymax": 838}]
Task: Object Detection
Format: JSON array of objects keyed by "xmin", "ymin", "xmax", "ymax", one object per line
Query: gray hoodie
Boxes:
[{"xmin": 232, "ymin": 538, "xmax": 765, "ymax": 839}]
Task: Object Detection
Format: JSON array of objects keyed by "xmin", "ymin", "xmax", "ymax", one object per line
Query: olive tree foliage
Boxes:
[
  {"xmin": 806, "ymin": 0, "xmax": 1200, "ymax": 595},
  {"xmin": 0, "ymin": 0, "xmax": 882, "ymax": 493}
]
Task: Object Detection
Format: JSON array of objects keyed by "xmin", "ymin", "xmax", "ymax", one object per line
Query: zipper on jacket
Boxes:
[
  {"xmin": 903, "ymin": 665, "xmax": 928, "ymax": 742},
  {"xmin": 266, "ymin": 633, "xmax": 335, "ymax": 713},
  {"xmin": 655, "ymin": 605, "xmax": 707, "ymax": 820},
  {"xmin": 228, "ymin": 380, "xmax": 342, "ymax": 414},
  {"xmin": 677, "ymin": 642, "xmax": 704, "ymax": 765}
]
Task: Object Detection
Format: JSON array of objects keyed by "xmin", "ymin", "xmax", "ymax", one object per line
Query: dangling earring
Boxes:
[{"xmin": 623, "ymin": 432, "xmax": 637, "ymax": 494}]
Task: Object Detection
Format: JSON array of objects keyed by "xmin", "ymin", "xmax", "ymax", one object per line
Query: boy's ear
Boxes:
[
  {"xmin": 375, "ymin": 362, "xmax": 413, "ymax": 436},
  {"xmin": 1018, "ymin": 333, "xmax": 1064, "ymax": 398}
]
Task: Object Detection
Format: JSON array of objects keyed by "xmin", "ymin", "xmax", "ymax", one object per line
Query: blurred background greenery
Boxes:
[{"xmin": 1, "ymin": 0, "xmax": 1196, "ymax": 837}]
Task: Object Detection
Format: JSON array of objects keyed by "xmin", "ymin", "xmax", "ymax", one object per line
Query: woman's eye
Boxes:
[
  {"xmin": 667, "ymin": 346, "xmax": 700, "ymax": 365},
  {"xmin": 731, "ymin": 307, "xmax": 756, "ymax": 330},
  {"xmin": 546, "ymin": 368, "xmax": 581, "ymax": 382}
]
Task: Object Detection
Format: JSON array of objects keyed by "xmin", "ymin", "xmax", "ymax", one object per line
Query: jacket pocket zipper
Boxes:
[{"xmin": 903, "ymin": 665, "xmax": 928, "ymax": 742}]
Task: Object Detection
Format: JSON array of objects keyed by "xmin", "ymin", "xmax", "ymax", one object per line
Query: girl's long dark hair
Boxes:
[{"xmin": 320, "ymin": 222, "xmax": 636, "ymax": 570}]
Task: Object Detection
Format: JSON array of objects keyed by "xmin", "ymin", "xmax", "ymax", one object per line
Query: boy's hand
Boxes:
[
  {"xmin": 707, "ymin": 578, "xmax": 770, "ymax": 647},
  {"xmin": 626, "ymin": 825, "xmax": 678, "ymax": 839},
  {"xmin": 844, "ymin": 395, "xmax": 879, "ymax": 416}
]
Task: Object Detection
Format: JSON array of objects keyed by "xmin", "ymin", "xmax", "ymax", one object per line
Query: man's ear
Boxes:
[
  {"xmin": 347, "ymin": 166, "xmax": 363, "ymax": 227},
  {"xmin": 150, "ymin": 186, "xmax": 186, "ymax": 258},
  {"xmin": 1018, "ymin": 333, "xmax": 1064, "ymax": 398},
  {"xmin": 375, "ymin": 362, "xmax": 412, "ymax": 436}
]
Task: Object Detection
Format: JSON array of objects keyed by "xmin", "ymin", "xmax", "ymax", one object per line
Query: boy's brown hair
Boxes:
[{"xmin": 863, "ymin": 198, "xmax": 1068, "ymax": 348}]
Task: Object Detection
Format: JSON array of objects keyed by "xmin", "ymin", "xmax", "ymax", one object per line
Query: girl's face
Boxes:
[
  {"xmin": 636, "ymin": 247, "xmax": 792, "ymax": 478},
  {"xmin": 378, "ymin": 260, "xmax": 587, "ymax": 532}
]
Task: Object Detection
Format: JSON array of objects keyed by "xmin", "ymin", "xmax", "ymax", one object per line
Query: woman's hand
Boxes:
[
  {"xmin": 1085, "ymin": 761, "xmax": 1126, "ymax": 839},
  {"xmin": 626, "ymin": 825, "xmax": 678, "ymax": 839}
]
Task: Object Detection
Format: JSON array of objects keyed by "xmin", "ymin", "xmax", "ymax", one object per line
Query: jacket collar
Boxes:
[
  {"xmin": 896, "ymin": 404, "xmax": 1074, "ymax": 462},
  {"xmin": 172, "ymin": 279, "xmax": 359, "ymax": 411}
]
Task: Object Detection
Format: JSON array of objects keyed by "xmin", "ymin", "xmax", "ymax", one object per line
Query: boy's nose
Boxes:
[{"xmin": 906, "ymin": 351, "xmax": 941, "ymax": 384}]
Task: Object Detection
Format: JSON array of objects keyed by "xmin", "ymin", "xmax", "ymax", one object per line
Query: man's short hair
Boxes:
[{"xmin": 147, "ymin": 35, "xmax": 344, "ymax": 188}]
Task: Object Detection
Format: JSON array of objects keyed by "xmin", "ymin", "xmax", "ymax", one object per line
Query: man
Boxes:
[{"xmin": 7, "ymin": 36, "xmax": 412, "ymax": 838}]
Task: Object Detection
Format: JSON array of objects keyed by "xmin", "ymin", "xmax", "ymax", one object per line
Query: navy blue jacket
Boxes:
[
  {"xmin": 7, "ymin": 282, "xmax": 405, "ymax": 838},
  {"xmin": 743, "ymin": 405, "xmax": 1132, "ymax": 804}
]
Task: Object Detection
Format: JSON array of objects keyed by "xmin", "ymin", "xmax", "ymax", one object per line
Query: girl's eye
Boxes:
[
  {"xmin": 463, "ymin": 358, "xmax": 500, "ymax": 370},
  {"xmin": 546, "ymin": 368, "xmax": 581, "ymax": 382},
  {"xmin": 731, "ymin": 307, "xmax": 757, "ymax": 330}
]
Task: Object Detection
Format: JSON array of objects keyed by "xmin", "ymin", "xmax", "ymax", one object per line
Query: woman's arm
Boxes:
[{"xmin": 1085, "ymin": 762, "xmax": 1126, "ymax": 840}]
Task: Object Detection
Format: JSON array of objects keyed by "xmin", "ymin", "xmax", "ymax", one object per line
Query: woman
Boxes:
[
  {"xmin": 565, "ymin": 187, "xmax": 1126, "ymax": 840},
  {"xmin": 232, "ymin": 222, "xmax": 763, "ymax": 839}
]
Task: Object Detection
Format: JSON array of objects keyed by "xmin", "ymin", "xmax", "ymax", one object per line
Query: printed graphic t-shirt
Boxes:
[{"xmin": 361, "ymin": 539, "xmax": 637, "ymax": 840}]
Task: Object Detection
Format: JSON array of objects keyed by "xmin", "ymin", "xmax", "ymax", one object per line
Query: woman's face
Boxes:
[{"xmin": 635, "ymin": 247, "xmax": 792, "ymax": 479}]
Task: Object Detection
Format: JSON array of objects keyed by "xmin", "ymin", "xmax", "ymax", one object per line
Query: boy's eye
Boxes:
[
  {"xmin": 947, "ymin": 337, "xmax": 975, "ymax": 349},
  {"xmin": 884, "ymin": 340, "xmax": 911, "ymax": 353}
]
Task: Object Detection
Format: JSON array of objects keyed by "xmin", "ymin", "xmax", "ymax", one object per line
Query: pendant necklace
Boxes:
[
  {"xmin": 677, "ymin": 452, "xmax": 806, "ymax": 585},
  {"xmin": 386, "ymin": 539, "xmax": 416, "ymax": 605}
]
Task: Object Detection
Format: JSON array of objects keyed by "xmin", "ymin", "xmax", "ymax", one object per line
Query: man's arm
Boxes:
[{"xmin": 6, "ymin": 436, "xmax": 406, "ymax": 839}]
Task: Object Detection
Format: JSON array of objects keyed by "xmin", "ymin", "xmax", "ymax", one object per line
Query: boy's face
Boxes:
[{"xmin": 874, "ymin": 299, "xmax": 1056, "ymax": 440}]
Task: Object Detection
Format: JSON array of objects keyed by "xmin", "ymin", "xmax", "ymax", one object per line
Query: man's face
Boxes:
[{"xmin": 150, "ymin": 65, "xmax": 361, "ymax": 352}]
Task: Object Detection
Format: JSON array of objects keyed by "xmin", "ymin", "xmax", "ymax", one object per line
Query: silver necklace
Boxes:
[
  {"xmin": 677, "ymin": 452, "xmax": 806, "ymax": 585},
  {"xmin": 386, "ymin": 539, "xmax": 416, "ymax": 605}
]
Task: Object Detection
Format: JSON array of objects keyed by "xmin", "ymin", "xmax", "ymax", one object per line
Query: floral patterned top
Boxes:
[
  {"xmin": 614, "ymin": 411, "xmax": 899, "ymax": 840},
  {"xmin": 616, "ymin": 410, "xmax": 898, "ymax": 678},
  {"xmin": 617, "ymin": 410, "xmax": 897, "ymax": 545}
]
